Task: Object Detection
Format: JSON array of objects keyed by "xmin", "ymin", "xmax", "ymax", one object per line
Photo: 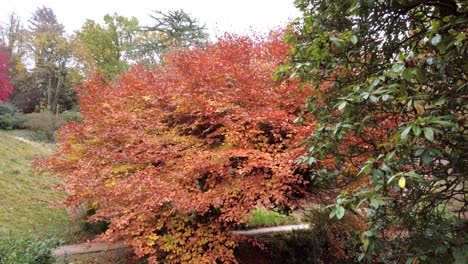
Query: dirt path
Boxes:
[
  {"xmin": 53, "ymin": 240, "xmax": 127, "ymax": 257},
  {"xmin": 52, "ymin": 224, "xmax": 311, "ymax": 257},
  {"xmin": 2, "ymin": 133, "xmax": 53, "ymax": 152}
]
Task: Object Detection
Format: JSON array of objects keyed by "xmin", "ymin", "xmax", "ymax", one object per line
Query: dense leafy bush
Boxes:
[
  {"xmin": 0, "ymin": 231, "xmax": 61, "ymax": 264},
  {"xmin": 0, "ymin": 102, "xmax": 24, "ymax": 130},
  {"xmin": 41, "ymin": 32, "xmax": 317, "ymax": 263}
]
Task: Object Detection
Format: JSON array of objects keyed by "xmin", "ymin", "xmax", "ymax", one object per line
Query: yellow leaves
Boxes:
[
  {"xmin": 225, "ymin": 240, "xmax": 236, "ymax": 247},
  {"xmin": 183, "ymin": 229, "xmax": 193, "ymax": 237},
  {"xmin": 142, "ymin": 95, "xmax": 151, "ymax": 102},
  {"xmin": 111, "ymin": 165, "xmax": 128, "ymax": 174},
  {"xmin": 398, "ymin": 177, "xmax": 406, "ymax": 189},
  {"xmin": 92, "ymin": 200, "xmax": 100, "ymax": 209},
  {"xmin": 14, "ymin": 60, "xmax": 26, "ymax": 73},
  {"xmin": 104, "ymin": 178, "xmax": 117, "ymax": 187},
  {"xmin": 101, "ymin": 102, "xmax": 111, "ymax": 109},
  {"xmin": 110, "ymin": 164, "xmax": 142, "ymax": 177},
  {"xmin": 147, "ymin": 234, "xmax": 160, "ymax": 246},
  {"xmin": 413, "ymin": 101, "xmax": 425, "ymax": 115}
]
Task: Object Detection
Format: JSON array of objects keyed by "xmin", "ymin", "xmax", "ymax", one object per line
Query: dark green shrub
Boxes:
[
  {"xmin": 266, "ymin": 211, "xmax": 363, "ymax": 263},
  {"xmin": 0, "ymin": 102, "xmax": 24, "ymax": 130},
  {"xmin": 61, "ymin": 109, "xmax": 83, "ymax": 123},
  {"xmin": 0, "ymin": 231, "xmax": 62, "ymax": 264},
  {"xmin": 71, "ymin": 207, "xmax": 109, "ymax": 240},
  {"xmin": 267, "ymin": 229, "xmax": 327, "ymax": 264}
]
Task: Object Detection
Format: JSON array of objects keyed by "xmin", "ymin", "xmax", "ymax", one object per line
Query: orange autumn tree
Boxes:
[{"xmin": 41, "ymin": 32, "xmax": 315, "ymax": 263}]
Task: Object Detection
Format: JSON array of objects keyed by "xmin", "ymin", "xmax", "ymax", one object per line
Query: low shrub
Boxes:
[
  {"xmin": 22, "ymin": 111, "xmax": 64, "ymax": 141},
  {"xmin": 266, "ymin": 210, "xmax": 364, "ymax": 263},
  {"xmin": 61, "ymin": 109, "xmax": 83, "ymax": 123},
  {"xmin": 0, "ymin": 231, "xmax": 62, "ymax": 264},
  {"xmin": 78, "ymin": 208, "xmax": 109, "ymax": 237},
  {"xmin": 0, "ymin": 102, "xmax": 24, "ymax": 130}
]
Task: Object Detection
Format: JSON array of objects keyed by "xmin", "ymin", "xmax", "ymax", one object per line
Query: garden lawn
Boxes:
[{"xmin": 0, "ymin": 131, "xmax": 71, "ymax": 239}]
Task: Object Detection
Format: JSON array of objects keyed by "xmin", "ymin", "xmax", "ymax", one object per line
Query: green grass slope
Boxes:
[{"xmin": 0, "ymin": 131, "xmax": 71, "ymax": 238}]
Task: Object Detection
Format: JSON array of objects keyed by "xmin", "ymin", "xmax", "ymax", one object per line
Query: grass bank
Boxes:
[{"xmin": 0, "ymin": 130, "xmax": 71, "ymax": 239}]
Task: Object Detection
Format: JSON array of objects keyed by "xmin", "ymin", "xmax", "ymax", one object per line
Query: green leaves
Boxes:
[
  {"xmin": 328, "ymin": 205, "xmax": 346, "ymax": 220},
  {"xmin": 412, "ymin": 125, "xmax": 422, "ymax": 137},
  {"xmin": 77, "ymin": 14, "xmax": 138, "ymax": 79},
  {"xmin": 286, "ymin": 0, "xmax": 467, "ymax": 261},
  {"xmin": 400, "ymin": 126, "xmax": 412, "ymax": 142},
  {"xmin": 423, "ymin": 127, "xmax": 434, "ymax": 142},
  {"xmin": 370, "ymin": 198, "xmax": 385, "ymax": 209},
  {"xmin": 337, "ymin": 101, "xmax": 347, "ymax": 110},
  {"xmin": 329, "ymin": 36, "xmax": 345, "ymax": 50},
  {"xmin": 357, "ymin": 162, "xmax": 372, "ymax": 177},
  {"xmin": 396, "ymin": 116, "xmax": 457, "ymax": 144},
  {"xmin": 336, "ymin": 206, "xmax": 345, "ymax": 219}
]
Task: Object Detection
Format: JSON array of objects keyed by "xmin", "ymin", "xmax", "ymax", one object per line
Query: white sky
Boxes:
[{"xmin": 1, "ymin": 0, "xmax": 301, "ymax": 37}]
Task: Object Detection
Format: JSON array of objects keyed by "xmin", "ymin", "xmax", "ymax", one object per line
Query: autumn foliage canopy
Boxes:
[
  {"xmin": 42, "ymin": 32, "xmax": 316, "ymax": 263},
  {"xmin": 0, "ymin": 49, "xmax": 13, "ymax": 102}
]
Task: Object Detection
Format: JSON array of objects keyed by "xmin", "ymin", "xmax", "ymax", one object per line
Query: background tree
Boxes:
[
  {"xmin": 27, "ymin": 6, "xmax": 75, "ymax": 113},
  {"xmin": 75, "ymin": 14, "xmax": 139, "ymax": 80},
  {"xmin": 0, "ymin": 13, "xmax": 24, "ymax": 57},
  {"xmin": 0, "ymin": 13, "xmax": 40, "ymax": 111},
  {"xmin": 0, "ymin": 47, "xmax": 13, "ymax": 102},
  {"xmin": 282, "ymin": 0, "xmax": 467, "ymax": 262},
  {"xmin": 138, "ymin": 9, "xmax": 209, "ymax": 64}
]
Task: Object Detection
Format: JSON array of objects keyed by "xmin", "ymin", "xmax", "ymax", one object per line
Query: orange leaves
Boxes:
[{"xmin": 41, "ymin": 31, "xmax": 315, "ymax": 263}]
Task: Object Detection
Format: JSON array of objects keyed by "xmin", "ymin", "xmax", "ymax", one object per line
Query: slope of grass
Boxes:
[{"xmin": 0, "ymin": 131, "xmax": 71, "ymax": 239}]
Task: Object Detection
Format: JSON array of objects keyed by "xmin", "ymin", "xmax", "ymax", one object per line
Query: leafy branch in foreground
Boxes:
[{"xmin": 281, "ymin": 0, "xmax": 467, "ymax": 262}]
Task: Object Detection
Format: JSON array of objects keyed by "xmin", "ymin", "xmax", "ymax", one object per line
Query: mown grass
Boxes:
[{"xmin": 0, "ymin": 130, "xmax": 71, "ymax": 239}]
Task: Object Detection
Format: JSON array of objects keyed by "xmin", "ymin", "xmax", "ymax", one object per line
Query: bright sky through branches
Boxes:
[{"xmin": 1, "ymin": 0, "xmax": 300, "ymax": 37}]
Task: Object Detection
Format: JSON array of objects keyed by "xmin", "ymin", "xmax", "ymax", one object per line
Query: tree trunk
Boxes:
[
  {"xmin": 47, "ymin": 73, "xmax": 53, "ymax": 111},
  {"xmin": 52, "ymin": 71, "xmax": 64, "ymax": 114}
]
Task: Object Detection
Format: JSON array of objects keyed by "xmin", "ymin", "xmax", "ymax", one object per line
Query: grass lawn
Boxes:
[{"xmin": 0, "ymin": 130, "xmax": 72, "ymax": 240}]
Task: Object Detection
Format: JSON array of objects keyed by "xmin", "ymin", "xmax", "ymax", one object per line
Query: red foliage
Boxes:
[
  {"xmin": 0, "ymin": 49, "xmax": 13, "ymax": 102},
  {"xmin": 42, "ymin": 32, "xmax": 315, "ymax": 263}
]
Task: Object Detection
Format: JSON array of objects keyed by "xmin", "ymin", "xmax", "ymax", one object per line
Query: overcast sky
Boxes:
[{"xmin": 1, "ymin": 0, "xmax": 301, "ymax": 37}]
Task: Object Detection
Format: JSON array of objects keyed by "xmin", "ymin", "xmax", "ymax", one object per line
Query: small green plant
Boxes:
[
  {"xmin": 0, "ymin": 230, "xmax": 62, "ymax": 264},
  {"xmin": 248, "ymin": 208, "xmax": 293, "ymax": 227},
  {"xmin": 61, "ymin": 109, "xmax": 83, "ymax": 123}
]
